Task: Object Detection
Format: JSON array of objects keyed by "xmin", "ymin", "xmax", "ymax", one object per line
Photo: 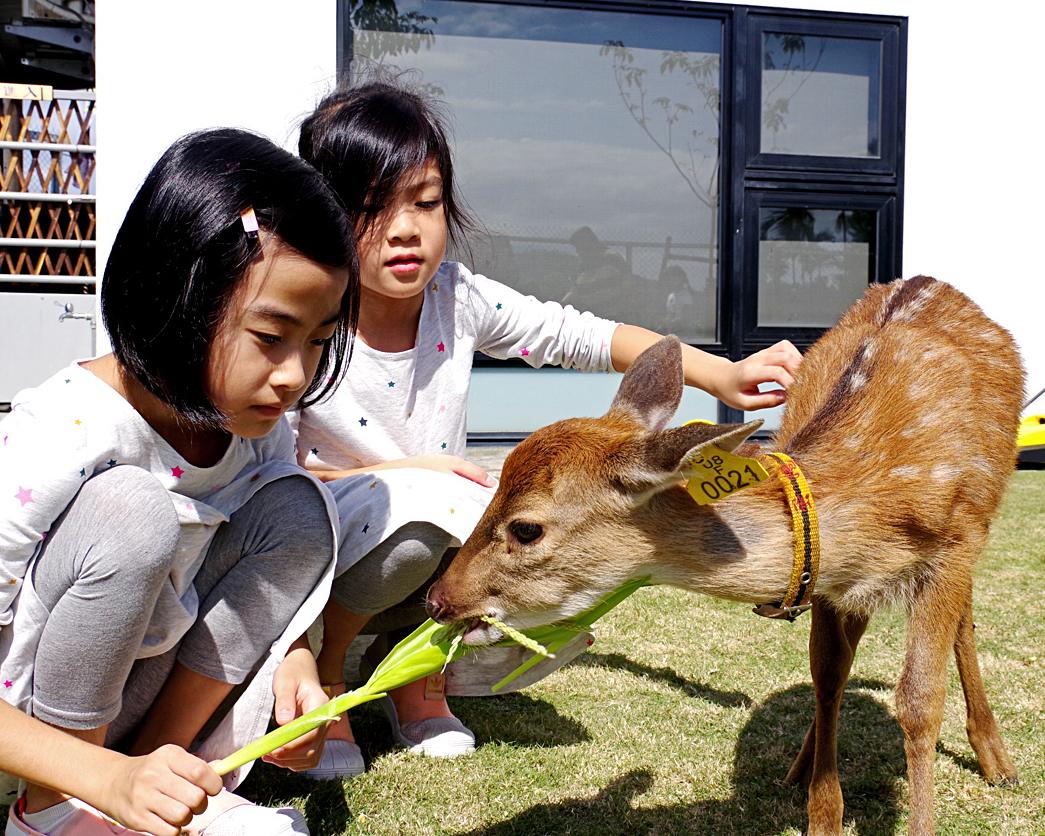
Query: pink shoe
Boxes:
[{"xmin": 5, "ymin": 796, "xmax": 149, "ymax": 835}]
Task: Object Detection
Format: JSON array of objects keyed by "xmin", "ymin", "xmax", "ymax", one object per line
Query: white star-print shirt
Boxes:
[
  {"xmin": 289, "ymin": 262, "xmax": 618, "ymax": 574},
  {"xmin": 0, "ymin": 362, "xmax": 338, "ymax": 790}
]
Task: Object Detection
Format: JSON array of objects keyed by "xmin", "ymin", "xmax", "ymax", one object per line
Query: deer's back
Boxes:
[{"xmin": 775, "ymin": 276, "xmax": 1023, "ymax": 536}]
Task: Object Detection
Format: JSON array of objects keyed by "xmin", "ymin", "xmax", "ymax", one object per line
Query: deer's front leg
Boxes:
[
  {"xmin": 802, "ymin": 600, "xmax": 867, "ymax": 836},
  {"xmin": 786, "ymin": 609, "xmax": 868, "ymax": 789}
]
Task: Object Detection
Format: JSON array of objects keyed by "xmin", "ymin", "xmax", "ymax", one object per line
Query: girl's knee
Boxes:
[
  {"xmin": 396, "ymin": 521, "xmax": 453, "ymax": 555},
  {"xmin": 100, "ymin": 468, "xmax": 179, "ymax": 565},
  {"xmin": 202, "ymin": 475, "xmax": 332, "ymax": 597},
  {"xmin": 332, "ymin": 522, "xmax": 452, "ymax": 615},
  {"xmin": 47, "ymin": 467, "xmax": 179, "ymax": 583},
  {"xmin": 252, "ymin": 474, "xmax": 333, "ymax": 550},
  {"xmin": 82, "ymin": 466, "xmax": 177, "ymax": 530}
]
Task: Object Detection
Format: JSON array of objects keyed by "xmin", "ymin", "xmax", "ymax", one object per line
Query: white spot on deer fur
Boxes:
[
  {"xmin": 961, "ymin": 456, "xmax": 993, "ymax": 482},
  {"xmin": 906, "ymin": 381, "xmax": 929, "ymax": 402},
  {"xmin": 977, "ymin": 328, "xmax": 1004, "ymax": 347},
  {"xmin": 889, "ymin": 465, "xmax": 922, "ymax": 481},
  {"xmin": 851, "ymin": 370, "xmax": 868, "ymax": 390},
  {"xmin": 892, "ymin": 280, "xmax": 940, "ymax": 322}
]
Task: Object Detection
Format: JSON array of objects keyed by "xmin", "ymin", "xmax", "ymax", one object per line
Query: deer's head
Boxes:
[{"xmin": 427, "ymin": 336, "xmax": 761, "ymax": 643}]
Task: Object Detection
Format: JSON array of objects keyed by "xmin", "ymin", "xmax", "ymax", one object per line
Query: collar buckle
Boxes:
[{"xmin": 753, "ymin": 601, "xmax": 813, "ymax": 622}]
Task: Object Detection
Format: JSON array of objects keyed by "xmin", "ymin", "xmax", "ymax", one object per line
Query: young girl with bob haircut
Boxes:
[
  {"xmin": 291, "ymin": 79, "xmax": 803, "ymax": 780},
  {"xmin": 1, "ymin": 127, "xmax": 357, "ymax": 836}
]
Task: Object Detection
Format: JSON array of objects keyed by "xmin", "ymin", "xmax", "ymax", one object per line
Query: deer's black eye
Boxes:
[{"xmin": 509, "ymin": 520, "xmax": 543, "ymax": 544}]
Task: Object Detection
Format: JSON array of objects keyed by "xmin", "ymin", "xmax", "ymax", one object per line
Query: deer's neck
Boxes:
[{"xmin": 637, "ymin": 481, "xmax": 809, "ymax": 606}]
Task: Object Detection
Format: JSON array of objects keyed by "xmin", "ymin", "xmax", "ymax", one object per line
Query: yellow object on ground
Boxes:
[{"xmin": 1018, "ymin": 416, "xmax": 1045, "ymax": 466}]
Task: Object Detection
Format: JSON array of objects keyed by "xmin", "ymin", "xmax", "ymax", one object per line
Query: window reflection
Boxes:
[
  {"xmin": 758, "ymin": 207, "xmax": 874, "ymax": 327},
  {"xmin": 761, "ymin": 33, "xmax": 881, "ymax": 158},
  {"xmin": 350, "ymin": 0, "xmax": 721, "ymax": 342}
]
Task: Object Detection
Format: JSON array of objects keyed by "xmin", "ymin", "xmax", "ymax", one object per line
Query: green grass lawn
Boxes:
[
  {"xmin": 4, "ymin": 472, "xmax": 1041, "ymax": 835},
  {"xmin": 237, "ymin": 470, "xmax": 1045, "ymax": 836}
]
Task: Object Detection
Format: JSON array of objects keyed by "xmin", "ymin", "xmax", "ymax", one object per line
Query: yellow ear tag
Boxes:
[{"xmin": 682, "ymin": 420, "xmax": 769, "ymax": 505}]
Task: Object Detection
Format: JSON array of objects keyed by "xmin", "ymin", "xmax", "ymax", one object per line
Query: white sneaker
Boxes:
[
  {"xmin": 380, "ymin": 697, "xmax": 476, "ymax": 757},
  {"xmin": 6, "ymin": 796, "xmax": 149, "ymax": 835},
  {"xmin": 300, "ymin": 739, "xmax": 365, "ymax": 781},
  {"xmin": 444, "ymin": 631, "xmax": 596, "ymax": 695},
  {"xmin": 185, "ymin": 790, "xmax": 308, "ymax": 836}
]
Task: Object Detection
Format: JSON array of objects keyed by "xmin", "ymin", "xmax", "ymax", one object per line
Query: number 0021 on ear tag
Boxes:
[{"xmin": 682, "ymin": 422, "xmax": 770, "ymax": 505}]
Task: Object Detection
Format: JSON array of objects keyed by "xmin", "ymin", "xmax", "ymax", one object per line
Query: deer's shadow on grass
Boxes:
[
  {"xmin": 575, "ymin": 651, "xmax": 754, "ymax": 708},
  {"xmin": 451, "ymin": 690, "xmax": 592, "ymax": 748},
  {"xmin": 445, "ymin": 652, "xmax": 752, "ymax": 751},
  {"xmin": 452, "ymin": 680, "xmax": 908, "ymax": 836}
]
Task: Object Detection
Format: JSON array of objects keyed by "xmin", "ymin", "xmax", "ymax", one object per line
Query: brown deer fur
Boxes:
[{"xmin": 427, "ymin": 276, "xmax": 1021, "ymax": 836}]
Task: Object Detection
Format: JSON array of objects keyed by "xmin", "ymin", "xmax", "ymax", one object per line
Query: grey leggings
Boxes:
[
  {"xmin": 30, "ymin": 466, "xmax": 331, "ymax": 732},
  {"xmin": 331, "ymin": 521, "xmax": 452, "ymax": 618}
]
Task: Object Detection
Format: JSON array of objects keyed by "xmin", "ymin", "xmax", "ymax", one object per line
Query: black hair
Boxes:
[
  {"xmin": 102, "ymin": 127, "xmax": 359, "ymax": 428},
  {"xmin": 298, "ymin": 78, "xmax": 479, "ymax": 254}
]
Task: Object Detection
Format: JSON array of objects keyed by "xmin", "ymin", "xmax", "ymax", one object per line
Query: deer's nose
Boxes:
[{"xmin": 426, "ymin": 588, "xmax": 448, "ymax": 622}]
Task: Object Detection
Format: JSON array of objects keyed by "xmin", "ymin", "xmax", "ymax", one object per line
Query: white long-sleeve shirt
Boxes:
[{"xmin": 291, "ymin": 261, "xmax": 619, "ymax": 470}]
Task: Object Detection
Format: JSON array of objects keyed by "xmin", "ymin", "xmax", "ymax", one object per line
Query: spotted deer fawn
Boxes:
[{"xmin": 428, "ymin": 276, "xmax": 1021, "ymax": 835}]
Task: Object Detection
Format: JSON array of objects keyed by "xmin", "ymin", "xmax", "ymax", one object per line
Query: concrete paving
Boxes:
[{"xmin": 464, "ymin": 444, "xmax": 516, "ymax": 479}]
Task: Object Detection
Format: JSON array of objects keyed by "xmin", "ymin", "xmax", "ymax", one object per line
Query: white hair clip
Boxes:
[{"xmin": 240, "ymin": 206, "xmax": 259, "ymax": 239}]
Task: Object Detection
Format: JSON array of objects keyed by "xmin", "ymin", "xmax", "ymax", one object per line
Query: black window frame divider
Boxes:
[{"xmin": 338, "ymin": 0, "xmax": 908, "ymax": 430}]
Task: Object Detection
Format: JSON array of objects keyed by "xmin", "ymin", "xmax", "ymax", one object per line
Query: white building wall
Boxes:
[
  {"xmin": 762, "ymin": 0, "xmax": 1045, "ymax": 409},
  {"xmin": 95, "ymin": 0, "xmax": 1045, "ymax": 426},
  {"xmin": 95, "ymin": 0, "xmax": 339, "ymax": 309}
]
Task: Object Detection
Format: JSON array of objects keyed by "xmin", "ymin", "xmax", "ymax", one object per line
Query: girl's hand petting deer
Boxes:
[{"xmin": 609, "ymin": 323, "xmax": 801, "ymax": 411}]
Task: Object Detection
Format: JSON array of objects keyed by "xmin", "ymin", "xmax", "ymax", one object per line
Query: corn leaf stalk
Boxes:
[{"xmin": 213, "ymin": 576, "xmax": 651, "ymax": 775}]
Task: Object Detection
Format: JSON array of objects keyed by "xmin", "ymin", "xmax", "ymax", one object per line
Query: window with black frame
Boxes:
[
  {"xmin": 339, "ymin": 0, "xmax": 906, "ymax": 417},
  {"xmin": 343, "ymin": 0, "xmax": 726, "ymax": 344},
  {"xmin": 729, "ymin": 14, "xmax": 905, "ymax": 403}
]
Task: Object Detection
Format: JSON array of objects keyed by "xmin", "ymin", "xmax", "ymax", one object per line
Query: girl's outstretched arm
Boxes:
[
  {"xmin": 610, "ymin": 324, "xmax": 802, "ymax": 411},
  {"xmin": 307, "ymin": 455, "xmax": 496, "ymax": 488},
  {"xmin": 0, "ymin": 701, "xmax": 221, "ymax": 836}
]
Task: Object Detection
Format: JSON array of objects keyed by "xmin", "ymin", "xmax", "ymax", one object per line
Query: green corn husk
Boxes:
[
  {"xmin": 483, "ymin": 576, "xmax": 653, "ymax": 692},
  {"xmin": 213, "ymin": 576, "xmax": 651, "ymax": 775}
]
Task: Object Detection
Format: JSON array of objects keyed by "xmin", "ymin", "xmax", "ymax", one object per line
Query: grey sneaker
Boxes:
[
  {"xmin": 301, "ymin": 739, "xmax": 365, "ymax": 781},
  {"xmin": 444, "ymin": 631, "xmax": 596, "ymax": 696}
]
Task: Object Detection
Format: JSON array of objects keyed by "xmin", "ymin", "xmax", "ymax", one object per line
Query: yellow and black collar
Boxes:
[{"xmin": 753, "ymin": 452, "xmax": 820, "ymax": 622}]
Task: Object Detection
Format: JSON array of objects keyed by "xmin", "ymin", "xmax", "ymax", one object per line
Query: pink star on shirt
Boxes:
[
  {"xmin": 437, "ymin": 342, "xmax": 445, "ymax": 352},
  {"xmin": 3, "ymin": 680, "xmax": 12, "ymax": 688},
  {"xmin": 520, "ymin": 347, "xmax": 530, "ymax": 356},
  {"xmin": 171, "ymin": 466, "xmax": 185, "ymax": 479},
  {"xmin": 15, "ymin": 486, "xmax": 33, "ymax": 507}
]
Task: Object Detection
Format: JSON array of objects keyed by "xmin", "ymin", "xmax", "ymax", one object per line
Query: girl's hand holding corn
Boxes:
[{"xmin": 263, "ymin": 637, "xmax": 332, "ymax": 771}]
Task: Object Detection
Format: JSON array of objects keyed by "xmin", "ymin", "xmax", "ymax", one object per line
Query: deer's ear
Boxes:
[
  {"xmin": 617, "ymin": 420, "xmax": 764, "ymax": 495},
  {"xmin": 607, "ymin": 335, "xmax": 683, "ymax": 432}
]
